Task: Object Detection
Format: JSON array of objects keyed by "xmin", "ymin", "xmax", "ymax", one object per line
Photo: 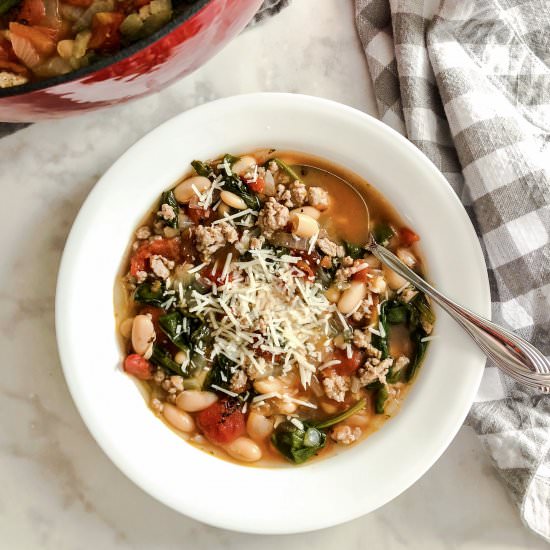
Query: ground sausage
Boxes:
[
  {"xmin": 308, "ymin": 186, "xmax": 330, "ymax": 210},
  {"xmin": 194, "ymin": 221, "xmax": 238, "ymax": 262},
  {"xmin": 257, "ymin": 197, "xmax": 290, "ymax": 236}
]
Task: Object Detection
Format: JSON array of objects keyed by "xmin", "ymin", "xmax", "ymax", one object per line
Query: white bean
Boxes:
[
  {"xmin": 163, "ymin": 403, "xmax": 195, "ymax": 432},
  {"xmin": 174, "ymin": 176, "xmax": 211, "ymax": 203},
  {"xmin": 397, "ymin": 247, "xmax": 417, "ymax": 268},
  {"xmin": 290, "ymin": 213, "xmax": 319, "ymax": 238},
  {"xmin": 289, "ymin": 206, "xmax": 321, "ymax": 220},
  {"xmin": 131, "ymin": 314, "xmax": 156, "ymax": 355},
  {"xmin": 174, "ymin": 350, "xmax": 189, "ymax": 368},
  {"xmin": 225, "ymin": 436, "xmax": 262, "ymax": 462},
  {"xmin": 247, "ymin": 412, "xmax": 273, "ymax": 441},
  {"xmin": 276, "ymin": 399, "xmax": 297, "ymax": 414},
  {"xmin": 337, "ymin": 281, "xmax": 367, "ymax": 314},
  {"xmin": 217, "ymin": 202, "xmax": 231, "ymax": 217},
  {"xmin": 220, "ymin": 190, "xmax": 247, "ymax": 210},
  {"xmin": 119, "ymin": 317, "xmax": 134, "ymax": 339},
  {"xmin": 325, "ymin": 285, "xmax": 341, "ymax": 303},
  {"xmin": 176, "ymin": 390, "xmax": 218, "ymax": 412},
  {"xmin": 364, "ymin": 255, "xmax": 381, "ymax": 269},
  {"xmin": 231, "ymin": 155, "xmax": 256, "ymax": 176},
  {"xmin": 253, "ymin": 376, "xmax": 284, "ymax": 394},
  {"xmin": 383, "ymin": 264, "xmax": 408, "ymax": 290}
]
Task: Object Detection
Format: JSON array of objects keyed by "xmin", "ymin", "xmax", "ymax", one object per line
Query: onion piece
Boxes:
[{"xmin": 268, "ymin": 231, "xmax": 309, "ymax": 250}]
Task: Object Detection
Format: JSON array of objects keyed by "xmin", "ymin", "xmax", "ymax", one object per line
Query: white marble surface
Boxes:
[{"xmin": 0, "ymin": 0, "xmax": 547, "ymax": 548}]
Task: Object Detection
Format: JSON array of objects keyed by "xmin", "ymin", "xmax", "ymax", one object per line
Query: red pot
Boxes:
[{"xmin": 0, "ymin": 0, "xmax": 263, "ymax": 122}]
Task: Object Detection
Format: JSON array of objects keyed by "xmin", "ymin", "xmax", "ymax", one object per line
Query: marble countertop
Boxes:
[{"xmin": 0, "ymin": 1, "xmax": 547, "ymax": 548}]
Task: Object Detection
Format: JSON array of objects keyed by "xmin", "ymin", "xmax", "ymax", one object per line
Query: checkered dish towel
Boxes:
[{"xmin": 355, "ymin": 0, "xmax": 550, "ymax": 540}]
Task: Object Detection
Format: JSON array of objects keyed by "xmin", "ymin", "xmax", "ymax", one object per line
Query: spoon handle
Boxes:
[{"xmin": 368, "ymin": 240, "xmax": 550, "ymax": 392}]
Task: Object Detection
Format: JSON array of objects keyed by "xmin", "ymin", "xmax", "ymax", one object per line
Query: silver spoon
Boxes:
[
  {"xmin": 291, "ymin": 162, "xmax": 550, "ymax": 391},
  {"xmin": 367, "ymin": 235, "xmax": 550, "ymax": 392}
]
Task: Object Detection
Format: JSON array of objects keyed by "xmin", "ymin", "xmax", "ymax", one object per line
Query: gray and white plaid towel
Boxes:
[{"xmin": 355, "ymin": 0, "xmax": 550, "ymax": 540}]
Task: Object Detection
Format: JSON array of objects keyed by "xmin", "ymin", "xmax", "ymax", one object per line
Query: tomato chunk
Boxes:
[
  {"xmin": 88, "ymin": 12, "xmax": 124, "ymax": 52},
  {"xmin": 196, "ymin": 399, "xmax": 246, "ymax": 445},
  {"xmin": 245, "ymin": 176, "xmax": 264, "ymax": 194},
  {"xmin": 130, "ymin": 237, "xmax": 181, "ymax": 277},
  {"xmin": 124, "ymin": 354, "xmax": 153, "ymax": 380},
  {"xmin": 399, "ymin": 227, "xmax": 420, "ymax": 247},
  {"xmin": 351, "ymin": 260, "xmax": 370, "ymax": 283},
  {"xmin": 17, "ymin": 0, "xmax": 46, "ymax": 26},
  {"xmin": 295, "ymin": 259, "xmax": 315, "ymax": 281},
  {"xmin": 328, "ymin": 348, "xmax": 363, "ymax": 376}
]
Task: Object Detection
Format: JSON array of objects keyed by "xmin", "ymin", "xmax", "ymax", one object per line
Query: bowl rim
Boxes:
[
  {"xmin": 55, "ymin": 93, "xmax": 491, "ymax": 534},
  {"xmin": 0, "ymin": 0, "xmax": 211, "ymax": 98}
]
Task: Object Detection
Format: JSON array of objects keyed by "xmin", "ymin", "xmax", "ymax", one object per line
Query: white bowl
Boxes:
[{"xmin": 56, "ymin": 93, "xmax": 490, "ymax": 534}]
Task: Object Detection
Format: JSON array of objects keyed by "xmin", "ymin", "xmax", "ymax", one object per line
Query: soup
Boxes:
[
  {"xmin": 115, "ymin": 150, "xmax": 435, "ymax": 466},
  {"xmin": 0, "ymin": 0, "xmax": 175, "ymax": 86}
]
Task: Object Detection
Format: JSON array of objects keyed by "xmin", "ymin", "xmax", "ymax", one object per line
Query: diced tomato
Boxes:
[
  {"xmin": 196, "ymin": 399, "xmax": 246, "ymax": 445},
  {"xmin": 123, "ymin": 354, "xmax": 153, "ymax": 380},
  {"xmin": 88, "ymin": 12, "xmax": 124, "ymax": 52},
  {"xmin": 130, "ymin": 237, "xmax": 181, "ymax": 277},
  {"xmin": 17, "ymin": 0, "xmax": 46, "ymax": 26},
  {"xmin": 399, "ymin": 227, "xmax": 420, "ymax": 247},
  {"xmin": 9, "ymin": 22, "xmax": 56, "ymax": 56},
  {"xmin": 327, "ymin": 348, "xmax": 363, "ymax": 376},
  {"xmin": 351, "ymin": 261, "xmax": 370, "ymax": 283},
  {"xmin": 187, "ymin": 196, "xmax": 212, "ymax": 224},
  {"xmin": 245, "ymin": 176, "xmax": 264, "ymax": 194},
  {"xmin": 200, "ymin": 263, "xmax": 234, "ymax": 286},
  {"xmin": 295, "ymin": 259, "xmax": 315, "ymax": 281}
]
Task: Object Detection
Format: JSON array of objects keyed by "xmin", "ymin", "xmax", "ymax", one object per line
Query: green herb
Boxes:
[
  {"xmin": 271, "ymin": 399, "xmax": 366, "ymax": 464},
  {"xmin": 344, "ymin": 241, "xmax": 364, "ymax": 259},
  {"xmin": 158, "ymin": 190, "xmax": 179, "ymax": 228},
  {"xmin": 272, "ymin": 158, "xmax": 303, "ymax": 183},
  {"xmin": 204, "ymin": 354, "xmax": 237, "ymax": 393},
  {"xmin": 134, "ymin": 281, "xmax": 165, "ymax": 306},
  {"xmin": 0, "ymin": 0, "xmax": 21, "ymax": 15},
  {"xmin": 150, "ymin": 345, "xmax": 182, "ymax": 375},
  {"xmin": 374, "ymin": 385, "xmax": 389, "ymax": 414},
  {"xmin": 314, "ymin": 398, "xmax": 367, "ymax": 429},
  {"xmin": 223, "ymin": 175, "xmax": 261, "ymax": 210},
  {"xmin": 372, "ymin": 224, "xmax": 395, "ymax": 247},
  {"xmin": 191, "ymin": 160, "xmax": 211, "ymax": 177},
  {"xmin": 372, "ymin": 300, "xmax": 390, "ymax": 359}
]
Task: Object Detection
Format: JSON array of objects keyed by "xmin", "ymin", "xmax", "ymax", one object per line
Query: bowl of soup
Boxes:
[
  {"xmin": 56, "ymin": 93, "xmax": 490, "ymax": 533},
  {"xmin": 0, "ymin": 0, "xmax": 262, "ymax": 121}
]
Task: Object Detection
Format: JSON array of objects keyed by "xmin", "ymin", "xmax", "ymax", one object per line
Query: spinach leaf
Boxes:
[
  {"xmin": 271, "ymin": 421, "xmax": 327, "ymax": 464},
  {"xmin": 204, "ymin": 354, "xmax": 237, "ymax": 393},
  {"xmin": 372, "ymin": 224, "xmax": 395, "ymax": 247},
  {"xmin": 191, "ymin": 160, "xmax": 211, "ymax": 177},
  {"xmin": 271, "ymin": 398, "xmax": 367, "ymax": 464},
  {"xmin": 316, "ymin": 257, "xmax": 338, "ymax": 289},
  {"xmin": 223, "ymin": 175, "xmax": 261, "ymax": 211},
  {"xmin": 272, "ymin": 158, "xmax": 303, "ymax": 183},
  {"xmin": 374, "ymin": 385, "xmax": 389, "ymax": 414},
  {"xmin": 0, "ymin": 0, "xmax": 21, "ymax": 15},
  {"xmin": 386, "ymin": 303, "xmax": 408, "ymax": 324},
  {"xmin": 223, "ymin": 153, "xmax": 240, "ymax": 166},
  {"xmin": 372, "ymin": 300, "xmax": 390, "ymax": 359},
  {"xmin": 150, "ymin": 345, "xmax": 183, "ymax": 375},
  {"xmin": 158, "ymin": 311, "xmax": 192, "ymax": 352},
  {"xmin": 134, "ymin": 281, "xmax": 165, "ymax": 306},
  {"xmin": 158, "ymin": 190, "xmax": 179, "ymax": 228},
  {"xmin": 344, "ymin": 241, "xmax": 364, "ymax": 259}
]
